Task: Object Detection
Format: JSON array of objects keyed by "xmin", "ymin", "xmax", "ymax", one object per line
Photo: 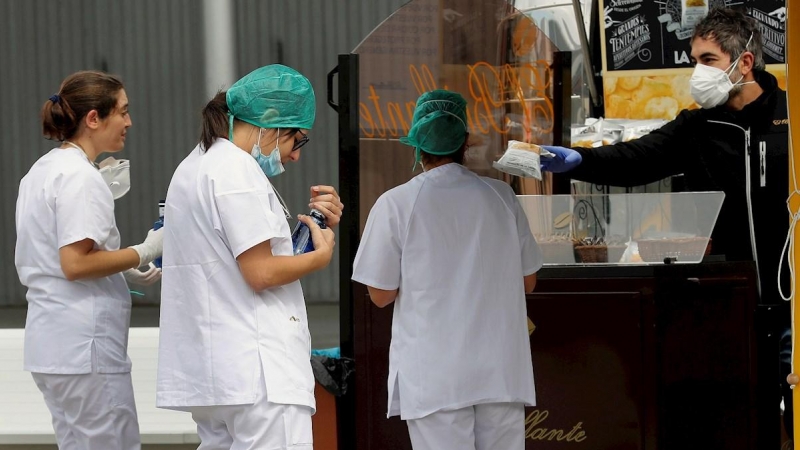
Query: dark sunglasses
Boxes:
[{"xmin": 292, "ymin": 130, "xmax": 309, "ymax": 151}]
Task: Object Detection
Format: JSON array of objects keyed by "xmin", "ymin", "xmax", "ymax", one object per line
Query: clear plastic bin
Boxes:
[{"xmin": 517, "ymin": 192, "xmax": 725, "ymax": 265}]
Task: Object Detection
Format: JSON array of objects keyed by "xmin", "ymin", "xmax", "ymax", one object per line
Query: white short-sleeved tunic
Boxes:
[
  {"xmin": 156, "ymin": 139, "xmax": 314, "ymax": 411},
  {"xmin": 16, "ymin": 147, "xmax": 131, "ymax": 374},
  {"xmin": 352, "ymin": 163, "xmax": 542, "ymax": 420}
]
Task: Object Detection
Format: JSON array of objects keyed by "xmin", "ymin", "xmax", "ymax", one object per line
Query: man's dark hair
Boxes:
[{"xmin": 692, "ymin": 8, "xmax": 765, "ymax": 71}]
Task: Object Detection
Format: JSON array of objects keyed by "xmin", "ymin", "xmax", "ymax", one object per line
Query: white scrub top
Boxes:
[
  {"xmin": 15, "ymin": 147, "xmax": 131, "ymax": 374},
  {"xmin": 352, "ymin": 163, "xmax": 542, "ymax": 420},
  {"xmin": 156, "ymin": 139, "xmax": 314, "ymax": 411}
]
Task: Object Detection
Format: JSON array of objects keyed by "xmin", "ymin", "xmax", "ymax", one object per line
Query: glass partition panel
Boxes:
[
  {"xmin": 354, "ymin": 0, "xmax": 562, "ymax": 230},
  {"xmin": 518, "ymin": 192, "xmax": 726, "ymax": 265}
]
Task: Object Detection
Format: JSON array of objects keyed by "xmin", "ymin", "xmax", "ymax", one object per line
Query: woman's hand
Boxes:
[
  {"xmin": 123, "ymin": 264, "xmax": 162, "ymax": 286},
  {"xmin": 298, "ymin": 214, "xmax": 335, "ymax": 268},
  {"xmin": 309, "ymin": 185, "xmax": 343, "ymax": 227}
]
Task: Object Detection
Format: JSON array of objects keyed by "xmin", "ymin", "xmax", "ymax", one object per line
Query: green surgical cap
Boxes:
[
  {"xmin": 399, "ymin": 90, "xmax": 468, "ymax": 162},
  {"xmin": 226, "ymin": 64, "xmax": 316, "ymax": 139}
]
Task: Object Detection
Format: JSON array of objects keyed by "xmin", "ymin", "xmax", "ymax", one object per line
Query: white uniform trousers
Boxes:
[
  {"xmin": 406, "ymin": 402, "xmax": 525, "ymax": 450},
  {"xmin": 31, "ymin": 371, "xmax": 140, "ymax": 450},
  {"xmin": 187, "ymin": 379, "xmax": 313, "ymax": 450}
]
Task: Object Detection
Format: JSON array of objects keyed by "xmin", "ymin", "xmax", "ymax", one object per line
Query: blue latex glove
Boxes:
[{"xmin": 540, "ymin": 145, "xmax": 582, "ymax": 173}]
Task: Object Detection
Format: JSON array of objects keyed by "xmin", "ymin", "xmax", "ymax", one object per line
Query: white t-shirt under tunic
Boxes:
[
  {"xmin": 352, "ymin": 163, "xmax": 542, "ymax": 420},
  {"xmin": 156, "ymin": 139, "xmax": 314, "ymax": 412}
]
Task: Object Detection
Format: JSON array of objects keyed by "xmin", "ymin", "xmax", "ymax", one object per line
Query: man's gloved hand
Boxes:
[
  {"xmin": 540, "ymin": 145, "xmax": 582, "ymax": 173},
  {"xmin": 123, "ymin": 264, "xmax": 162, "ymax": 286},
  {"xmin": 128, "ymin": 228, "xmax": 164, "ymax": 267}
]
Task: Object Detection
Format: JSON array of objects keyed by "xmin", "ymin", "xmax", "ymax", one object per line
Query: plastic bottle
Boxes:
[
  {"xmin": 152, "ymin": 200, "xmax": 165, "ymax": 268},
  {"xmin": 291, "ymin": 209, "xmax": 327, "ymax": 255}
]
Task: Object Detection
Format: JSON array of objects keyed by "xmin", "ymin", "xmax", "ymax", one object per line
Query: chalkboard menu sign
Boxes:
[{"xmin": 601, "ymin": 0, "xmax": 786, "ymax": 72}]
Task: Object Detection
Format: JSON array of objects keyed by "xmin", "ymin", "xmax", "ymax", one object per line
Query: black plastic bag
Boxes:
[{"xmin": 310, "ymin": 355, "xmax": 355, "ymax": 397}]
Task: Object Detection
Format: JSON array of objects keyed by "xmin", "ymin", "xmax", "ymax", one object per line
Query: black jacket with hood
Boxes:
[{"xmin": 568, "ymin": 70, "xmax": 790, "ymax": 304}]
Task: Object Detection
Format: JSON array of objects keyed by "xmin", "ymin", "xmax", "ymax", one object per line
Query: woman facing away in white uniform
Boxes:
[
  {"xmin": 352, "ymin": 90, "xmax": 543, "ymax": 450},
  {"xmin": 15, "ymin": 70, "xmax": 164, "ymax": 450},
  {"xmin": 156, "ymin": 64, "xmax": 343, "ymax": 450}
]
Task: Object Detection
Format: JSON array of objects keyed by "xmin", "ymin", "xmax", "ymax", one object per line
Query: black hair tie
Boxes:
[{"xmin": 49, "ymin": 94, "xmax": 60, "ymax": 103}]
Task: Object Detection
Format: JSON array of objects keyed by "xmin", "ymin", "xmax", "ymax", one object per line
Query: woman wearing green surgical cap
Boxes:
[
  {"xmin": 353, "ymin": 90, "xmax": 542, "ymax": 450},
  {"xmin": 156, "ymin": 64, "xmax": 343, "ymax": 449}
]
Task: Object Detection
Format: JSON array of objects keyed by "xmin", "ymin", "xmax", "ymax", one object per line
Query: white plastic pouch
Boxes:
[{"xmin": 492, "ymin": 140, "xmax": 554, "ymax": 180}]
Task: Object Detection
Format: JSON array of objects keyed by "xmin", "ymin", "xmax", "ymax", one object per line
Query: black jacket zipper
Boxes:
[{"xmin": 707, "ymin": 120, "xmax": 760, "ymax": 296}]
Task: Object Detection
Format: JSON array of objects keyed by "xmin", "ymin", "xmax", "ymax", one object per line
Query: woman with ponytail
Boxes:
[
  {"xmin": 156, "ymin": 64, "xmax": 344, "ymax": 448},
  {"xmin": 15, "ymin": 70, "xmax": 164, "ymax": 449}
]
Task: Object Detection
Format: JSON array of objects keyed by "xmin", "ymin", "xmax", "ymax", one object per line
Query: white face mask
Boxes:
[
  {"xmin": 689, "ymin": 35, "xmax": 756, "ymax": 109},
  {"xmin": 98, "ymin": 156, "xmax": 131, "ymax": 200},
  {"xmin": 250, "ymin": 128, "xmax": 285, "ymax": 177}
]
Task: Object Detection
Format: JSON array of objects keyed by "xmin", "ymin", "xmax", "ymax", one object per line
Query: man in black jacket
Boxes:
[{"xmin": 542, "ymin": 6, "xmax": 792, "ymax": 441}]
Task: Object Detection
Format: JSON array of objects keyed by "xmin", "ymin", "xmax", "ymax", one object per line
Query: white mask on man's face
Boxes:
[
  {"xmin": 689, "ymin": 34, "xmax": 756, "ymax": 109},
  {"xmin": 98, "ymin": 156, "xmax": 131, "ymax": 200}
]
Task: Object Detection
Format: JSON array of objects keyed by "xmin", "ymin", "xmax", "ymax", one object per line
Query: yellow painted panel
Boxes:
[
  {"xmin": 601, "ymin": 66, "xmax": 787, "ymax": 120},
  {"xmin": 789, "ymin": 0, "xmax": 799, "ymax": 446}
]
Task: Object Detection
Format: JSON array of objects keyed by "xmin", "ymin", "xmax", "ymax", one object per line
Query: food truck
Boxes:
[{"xmin": 327, "ymin": 0, "xmax": 794, "ymax": 448}]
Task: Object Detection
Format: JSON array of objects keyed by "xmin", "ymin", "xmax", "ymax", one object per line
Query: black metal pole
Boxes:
[
  {"xmin": 552, "ymin": 51, "xmax": 572, "ymax": 195},
  {"xmin": 335, "ymin": 52, "xmax": 359, "ymax": 450}
]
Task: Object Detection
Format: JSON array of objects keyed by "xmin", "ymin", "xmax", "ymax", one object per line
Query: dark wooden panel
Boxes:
[
  {"xmin": 654, "ymin": 278, "xmax": 758, "ymax": 450},
  {"xmin": 353, "ymin": 282, "xmax": 411, "ymax": 450},
  {"xmin": 351, "ymin": 263, "xmax": 770, "ymax": 450},
  {"xmin": 525, "ymin": 291, "xmax": 645, "ymax": 450}
]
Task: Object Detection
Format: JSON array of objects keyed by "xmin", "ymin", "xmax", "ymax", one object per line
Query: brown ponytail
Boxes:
[
  {"xmin": 200, "ymin": 91, "xmax": 230, "ymax": 152},
  {"xmin": 198, "ymin": 92, "xmax": 301, "ymax": 152},
  {"xmin": 41, "ymin": 70, "xmax": 124, "ymax": 142}
]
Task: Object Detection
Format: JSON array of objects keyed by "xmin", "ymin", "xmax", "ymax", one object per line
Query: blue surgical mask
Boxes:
[{"xmin": 251, "ymin": 128, "xmax": 285, "ymax": 177}]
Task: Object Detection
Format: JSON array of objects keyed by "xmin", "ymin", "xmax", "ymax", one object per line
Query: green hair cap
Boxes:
[
  {"xmin": 399, "ymin": 90, "xmax": 468, "ymax": 165},
  {"xmin": 225, "ymin": 64, "xmax": 316, "ymax": 139}
]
